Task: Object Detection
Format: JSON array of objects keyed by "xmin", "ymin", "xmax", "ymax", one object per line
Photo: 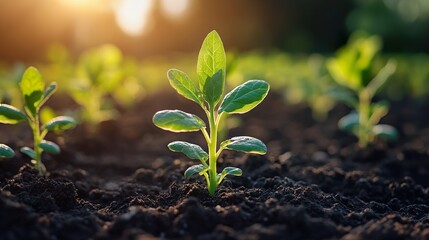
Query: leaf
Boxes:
[
  {"xmin": 40, "ymin": 82, "xmax": 58, "ymax": 106},
  {"xmin": 20, "ymin": 147, "xmax": 36, "ymax": 159},
  {"xmin": 221, "ymin": 136, "xmax": 267, "ymax": 154},
  {"xmin": 373, "ymin": 124, "xmax": 398, "ymax": 141},
  {"xmin": 43, "ymin": 116, "xmax": 77, "ymax": 131},
  {"xmin": 168, "ymin": 141, "xmax": 208, "ymax": 161},
  {"xmin": 219, "ymin": 80, "xmax": 270, "ymax": 114},
  {"xmin": 0, "ymin": 104, "xmax": 27, "ymax": 124},
  {"xmin": 168, "ymin": 69, "xmax": 201, "ymax": 105},
  {"xmin": 19, "ymin": 67, "xmax": 45, "ymax": 117},
  {"xmin": 217, "ymin": 167, "xmax": 242, "ymax": 184},
  {"xmin": 39, "ymin": 140, "xmax": 61, "ymax": 154},
  {"xmin": 184, "ymin": 164, "xmax": 208, "ymax": 179},
  {"xmin": 0, "ymin": 144, "xmax": 15, "ymax": 158},
  {"xmin": 326, "ymin": 88, "xmax": 357, "ymax": 108},
  {"xmin": 203, "ymin": 69, "xmax": 224, "ymax": 107},
  {"xmin": 197, "ymin": 30, "xmax": 226, "ymax": 91},
  {"xmin": 153, "ymin": 110, "xmax": 205, "ymax": 132},
  {"xmin": 338, "ymin": 112, "xmax": 359, "ymax": 133}
]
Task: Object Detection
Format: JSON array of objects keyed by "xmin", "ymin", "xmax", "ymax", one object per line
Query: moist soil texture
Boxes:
[{"xmin": 0, "ymin": 91, "xmax": 428, "ymax": 240}]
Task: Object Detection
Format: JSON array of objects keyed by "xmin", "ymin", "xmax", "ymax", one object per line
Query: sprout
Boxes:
[
  {"xmin": 153, "ymin": 31, "xmax": 270, "ymax": 195},
  {"xmin": 0, "ymin": 67, "xmax": 77, "ymax": 174}
]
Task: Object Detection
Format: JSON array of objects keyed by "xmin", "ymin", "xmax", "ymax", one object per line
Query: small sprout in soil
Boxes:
[
  {"xmin": 0, "ymin": 67, "xmax": 76, "ymax": 174},
  {"xmin": 327, "ymin": 33, "xmax": 398, "ymax": 148},
  {"xmin": 0, "ymin": 144, "xmax": 15, "ymax": 158},
  {"xmin": 153, "ymin": 31, "xmax": 270, "ymax": 196}
]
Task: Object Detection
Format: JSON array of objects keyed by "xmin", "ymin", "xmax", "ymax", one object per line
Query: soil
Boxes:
[{"xmin": 0, "ymin": 91, "xmax": 428, "ymax": 240}]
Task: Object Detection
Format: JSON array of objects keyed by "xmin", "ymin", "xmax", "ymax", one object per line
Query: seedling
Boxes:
[
  {"xmin": 0, "ymin": 67, "xmax": 76, "ymax": 174},
  {"xmin": 0, "ymin": 144, "xmax": 14, "ymax": 158},
  {"xmin": 153, "ymin": 31, "xmax": 270, "ymax": 196},
  {"xmin": 327, "ymin": 33, "xmax": 398, "ymax": 148}
]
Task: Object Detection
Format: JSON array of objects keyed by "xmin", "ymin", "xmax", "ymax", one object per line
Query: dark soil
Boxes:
[{"xmin": 0, "ymin": 91, "xmax": 428, "ymax": 240}]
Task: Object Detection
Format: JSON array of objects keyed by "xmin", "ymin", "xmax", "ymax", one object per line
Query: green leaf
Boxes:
[
  {"xmin": 39, "ymin": 140, "xmax": 60, "ymax": 154},
  {"xmin": 217, "ymin": 167, "xmax": 242, "ymax": 184},
  {"xmin": 326, "ymin": 88, "xmax": 357, "ymax": 108},
  {"xmin": 40, "ymin": 82, "xmax": 58, "ymax": 105},
  {"xmin": 168, "ymin": 69, "xmax": 201, "ymax": 105},
  {"xmin": 203, "ymin": 69, "xmax": 224, "ymax": 107},
  {"xmin": 20, "ymin": 147, "xmax": 36, "ymax": 159},
  {"xmin": 338, "ymin": 112, "xmax": 359, "ymax": 133},
  {"xmin": 0, "ymin": 144, "xmax": 15, "ymax": 158},
  {"xmin": 197, "ymin": 30, "xmax": 226, "ymax": 90},
  {"xmin": 19, "ymin": 67, "xmax": 45, "ymax": 117},
  {"xmin": 153, "ymin": 110, "xmax": 205, "ymax": 132},
  {"xmin": 221, "ymin": 136, "xmax": 267, "ymax": 155},
  {"xmin": 184, "ymin": 164, "xmax": 208, "ymax": 179},
  {"xmin": 373, "ymin": 124, "xmax": 398, "ymax": 141},
  {"xmin": 168, "ymin": 141, "xmax": 208, "ymax": 161},
  {"xmin": 43, "ymin": 116, "xmax": 77, "ymax": 131},
  {"xmin": 219, "ymin": 80, "xmax": 270, "ymax": 114},
  {"xmin": 0, "ymin": 104, "xmax": 27, "ymax": 124}
]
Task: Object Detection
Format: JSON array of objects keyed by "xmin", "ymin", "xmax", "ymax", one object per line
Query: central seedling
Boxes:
[{"xmin": 153, "ymin": 31, "xmax": 270, "ymax": 195}]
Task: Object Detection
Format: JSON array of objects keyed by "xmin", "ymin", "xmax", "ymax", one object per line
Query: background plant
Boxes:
[
  {"xmin": 153, "ymin": 31, "xmax": 270, "ymax": 196},
  {"xmin": 327, "ymin": 32, "xmax": 398, "ymax": 148},
  {"xmin": 0, "ymin": 67, "xmax": 76, "ymax": 174}
]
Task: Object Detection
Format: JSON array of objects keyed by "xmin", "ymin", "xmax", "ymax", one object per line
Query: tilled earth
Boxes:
[{"xmin": 0, "ymin": 92, "xmax": 428, "ymax": 240}]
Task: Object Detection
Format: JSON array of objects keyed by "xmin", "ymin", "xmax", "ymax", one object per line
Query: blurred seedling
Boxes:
[
  {"xmin": 0, "ymin": 67, "xmax": 76, "ymax": 174},
  {"xmin": 153, "ymin": 31, "xmax": 270, "ymax": 195},
  {"xmin": 70, "ymin": 45, "xmax": 143, "ymax": 126},
  {"xmin": 327, "ymin": 32, "xmax": 398, "ymax": 148}
]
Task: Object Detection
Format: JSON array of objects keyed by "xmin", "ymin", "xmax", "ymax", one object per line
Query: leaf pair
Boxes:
[{"xmin": 338, "ymin": 112, "xmax": 398, "ymax": 141}]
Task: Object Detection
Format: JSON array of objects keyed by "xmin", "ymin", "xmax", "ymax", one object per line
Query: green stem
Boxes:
[
  {"xmin": 32, "ymin": 115, "xmax": 43, "ymax": 174},
  {"xmin": 358, "ymin": 89, "xmax": 371, "ymax": 148},
  {"xmin": 207, "ymin": 105, "xmax": 218, "ymax": 196}
]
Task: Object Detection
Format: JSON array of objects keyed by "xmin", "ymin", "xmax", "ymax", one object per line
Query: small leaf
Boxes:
[
  {"xmin": 221, "ymin": 136, "xmax": 267, "ymax": 154},
  {"xmin": 43, "ymin": 116, "xmax": 77, "ymax": 131},
  {"xmin": 338, "ymin": 112, "xmax": 359, "ymax": 133},
  {"xmin": 153, "ymin": 110, "xmax": 205, "ymax": 132},
  {"xmin": 20, "ymin": 147, "xmax": 36, "ymax": 159},
  {"xmin": 219, "ymin": 80, "xmax": 270, "ymax": 114},
  {"xmin": 0, "ymin": 144, "xmax": 15, "ymax": 158},
  {"xmin": 326, "ymin": 88, "xmax": 357, "ymax": 108},
  {"xmin": 39, "ymin": 140, "xmax": 60, "ymax": 154},
  {"xmin": 168, "ymin": 69, "xmax": 201, "ymax": 105},
  {"xmin": 197, "ymin": 30, "xmax": 226, "ymax": 91},
  {"xmin": 373, "ymin": 124, "xmax": 398, "ymax": 141},
  {"xmin": 40, "ymin": 82, "xmax": 58, "ymax": 105},
  {"xmin": 19, "ymin": 67, "xmax": 45, "ymax": 117},
  {"xmin": 0, "ymin": 104, "xmax": 27, "ymax": 124},
  {"xmin": 168, "ymin": 141, "xmax": 208, "ymax": 161},
  {"xmin": 217, "ymin": 167, "xmax": 242, "ymax": 184},
  {"xmin": 184, "ymin": 164, "xmax": 208, "ymax": 179},
  {"xmin": 203, "ymin": 69, "xmax": 224, "ymax": 107}
]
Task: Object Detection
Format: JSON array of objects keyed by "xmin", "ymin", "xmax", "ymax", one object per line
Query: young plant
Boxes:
[
  {"xmin": 0, "ymin": 67, "xmax": 76, "ymax": 174},
  {"xmin": 327, "ymin": 33, "xmax": 398, "ymax": 148},
  {"xmin": 0, "ymin": 144, "xmax": 15, "ymax": 159},
  {"xmin": 153, "ymin": 31, "xmax": 270, "ymax": 196}
]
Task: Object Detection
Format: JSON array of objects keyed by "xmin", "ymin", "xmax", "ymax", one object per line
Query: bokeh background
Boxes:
[{"xmin": 1, "ymin": 0, "xmax": 428, "ymax": 62}]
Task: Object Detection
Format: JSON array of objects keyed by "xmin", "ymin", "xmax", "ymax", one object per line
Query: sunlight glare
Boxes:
[
  {"xmin": 114, "ymin": 0, "xmax": 154, "ymax": 36},
  {"xmin": 161, "ymin": 0, "xmax": 191, "ymax": 18}
]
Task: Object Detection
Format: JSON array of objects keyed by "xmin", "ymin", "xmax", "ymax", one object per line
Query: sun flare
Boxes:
[{"xmin": 114, "ymin": 0, "xmax": 154, "ymax": 36}]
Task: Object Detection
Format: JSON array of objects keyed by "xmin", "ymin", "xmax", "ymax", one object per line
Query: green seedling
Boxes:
[
  {"xmin": 0, "ymin": 144, "xmax": 15, "ymax": 158},
  {"xmin": 327, "ymin": 33, "xmax": 398, "ymax": 148},
  {"xmin": 153, "ymin": 31, "xmax": 270, "ymax": 196},
  {"xmin": 0, "ymin": 67, "xmax": 76, "ymax": 174},
  {"xmin": 70, "ymin": 44, "xmax": 143, "ymax": 126}
]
